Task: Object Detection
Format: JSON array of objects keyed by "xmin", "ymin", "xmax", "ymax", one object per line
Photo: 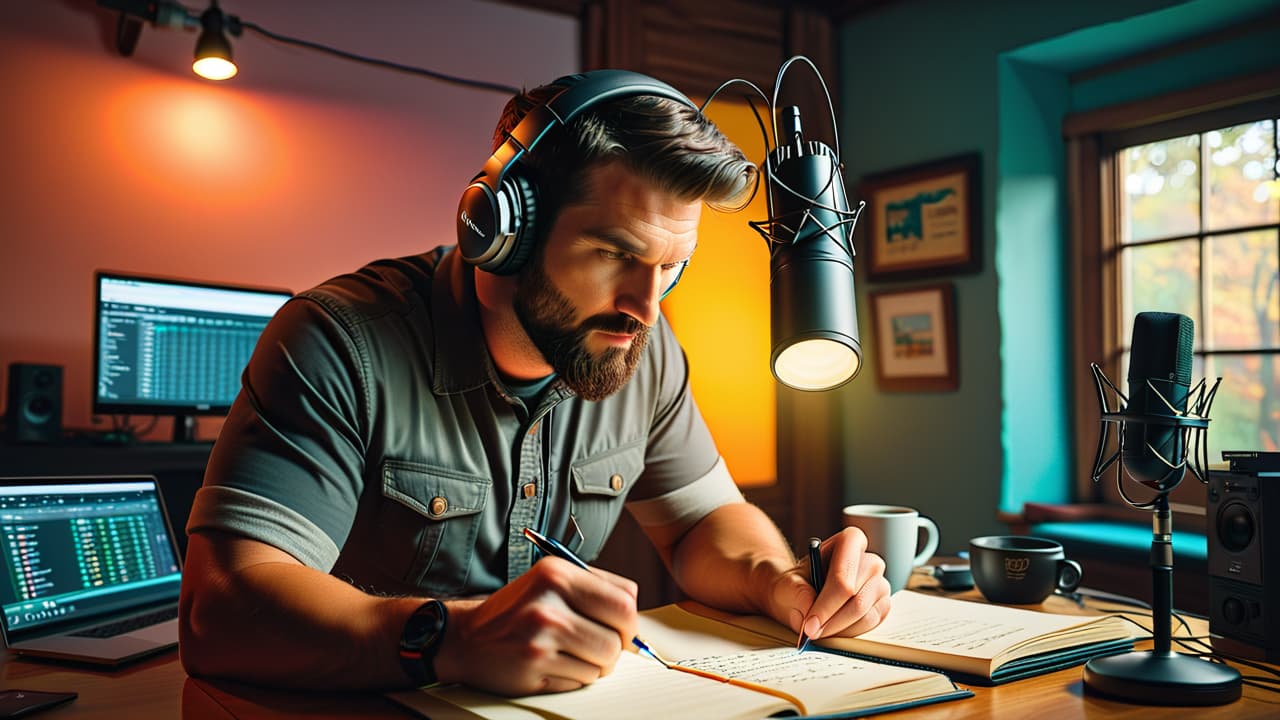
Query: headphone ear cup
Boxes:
[
  {"xmin": 485, "ymin": 172, "xmax": 539, "ymax": 276},
  {"xmin": 456, "ymin": 171, "xmax": 538, "ymax": 275}
]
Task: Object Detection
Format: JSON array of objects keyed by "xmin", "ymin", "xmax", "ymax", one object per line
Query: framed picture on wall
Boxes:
[
  {"xmin": 860, "ymin": 153, "xmax": 980, "ymax": 280},
  {"xmin": 869, "ymin": 283, "xmax": 958, "ymax": 392}
]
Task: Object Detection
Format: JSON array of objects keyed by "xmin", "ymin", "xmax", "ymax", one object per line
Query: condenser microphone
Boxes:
[
  {"xmin": 1083, "ymin": 311, "xmax": 1239, "ymax": 705},
  {"xmin": 1121, "ymin": 311, "xmax": 1195, "ymax": 491},
  {"xmin": 765, "ymin": 106, "xmax": 861, "ymax": 391}
]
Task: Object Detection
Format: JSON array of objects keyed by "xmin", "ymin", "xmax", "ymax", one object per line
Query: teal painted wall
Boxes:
[{"xmin": 835, "ymin": 0, "xmax": 1280, "ymax": 554}]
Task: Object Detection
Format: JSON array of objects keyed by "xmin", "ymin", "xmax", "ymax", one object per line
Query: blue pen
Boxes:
[
  {"xmin": 521, "ymin": 527, "xmax": 671, "ymax": 668},
  {"xmin": 797, "ymin": 537, "xmax": 824, "ymax": 651}
]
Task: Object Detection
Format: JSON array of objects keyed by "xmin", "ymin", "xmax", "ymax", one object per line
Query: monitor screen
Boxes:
[
  {"xmin": 0, "ymin": 477, "xmax": 182, "ymax": 641},
  {"xmin": 93, "ymin": 271, "xmax": 291, "ymax": 440}
]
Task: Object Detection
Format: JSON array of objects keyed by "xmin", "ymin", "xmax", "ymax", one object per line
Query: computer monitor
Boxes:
[{"xmin": 93, "ymin": 271, "xmax": 292, "ymax": 442}]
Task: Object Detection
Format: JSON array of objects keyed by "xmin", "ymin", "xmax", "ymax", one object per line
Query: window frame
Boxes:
[{"xmin": 1066, "ymin": 70, "xmax": 1280, "ymax": 530}]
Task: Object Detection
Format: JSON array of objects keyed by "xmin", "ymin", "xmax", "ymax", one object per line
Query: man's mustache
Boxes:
[{"xmin": 580, "ymin": 314, "xmax": 646, "ymax": 336}]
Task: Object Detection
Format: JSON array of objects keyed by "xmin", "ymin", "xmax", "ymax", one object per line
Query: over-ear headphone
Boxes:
[{"xmin": 456, "ymin": 70, "xmax": 696, "ymax": 275}]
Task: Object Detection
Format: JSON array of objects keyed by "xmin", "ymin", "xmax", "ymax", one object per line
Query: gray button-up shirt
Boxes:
[{"xmin": 188, "ymin": 248, "xmax": 741, "ymax": 597}]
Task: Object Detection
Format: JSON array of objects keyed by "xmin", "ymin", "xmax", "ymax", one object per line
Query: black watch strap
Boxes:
[{"xmin": 398, "ymin": 599, "xmax": 448, "ymax": 687}]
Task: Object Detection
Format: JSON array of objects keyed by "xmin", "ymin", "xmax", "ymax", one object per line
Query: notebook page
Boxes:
[{"xmin": 509, "ymin": 651, "xmax": 790, "ymax": 720}]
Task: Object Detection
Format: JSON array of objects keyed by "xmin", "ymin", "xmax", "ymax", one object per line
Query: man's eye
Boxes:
[{"xmin": 600, "ymin": 249, "xmax": 630, "ymax": 261}]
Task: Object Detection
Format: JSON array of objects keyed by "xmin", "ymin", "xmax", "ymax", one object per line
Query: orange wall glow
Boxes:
[
  {"xmin": 0, "ymin": 1, "xmax": 576, "ymax": 442},
  {"xmin": 662, "ymin": 100, "xmax": 777, "ymax": 488}
]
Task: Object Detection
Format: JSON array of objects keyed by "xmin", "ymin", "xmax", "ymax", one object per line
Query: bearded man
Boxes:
[{"xmin": 179, "ymin": 70, "xmax": 890, "ymax": 695}]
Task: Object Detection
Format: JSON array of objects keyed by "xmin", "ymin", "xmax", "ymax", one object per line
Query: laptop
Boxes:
[{"xmin": 0, "ymin": 475, "xmax": 182, "ymax": 666}]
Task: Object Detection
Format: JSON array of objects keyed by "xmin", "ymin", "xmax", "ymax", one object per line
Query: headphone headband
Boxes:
[{"xmin": 457, "ymin": 70, "xmax": 697, "ymax": 275}]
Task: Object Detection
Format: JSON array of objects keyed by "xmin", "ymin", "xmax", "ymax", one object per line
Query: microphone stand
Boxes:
[{"xmin": 1083, "ymin": 364, "xmax": 1241, "ymax": 705}]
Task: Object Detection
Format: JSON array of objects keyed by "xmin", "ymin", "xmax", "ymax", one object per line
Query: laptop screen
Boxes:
[{"xmin": 0, "ymin": 477, "xmax": 182, "ymax": 641}]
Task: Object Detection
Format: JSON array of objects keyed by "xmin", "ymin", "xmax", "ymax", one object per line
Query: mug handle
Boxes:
[
  {"xmin": 913, "ymin": 516, "xmax": 940, "ymax": 566},
  {"xmin": 1055, "ymin": 559, "xmax": 1083, "ymax": 593}
]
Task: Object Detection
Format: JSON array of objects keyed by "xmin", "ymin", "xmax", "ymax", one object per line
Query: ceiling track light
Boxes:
[
  {"xmin": 192, "ymin": 2, "xmax": 242, "ymax": 81},
  {"xmin": 95, "ymin": 0, "xmax": 520, "ymax": 93}
]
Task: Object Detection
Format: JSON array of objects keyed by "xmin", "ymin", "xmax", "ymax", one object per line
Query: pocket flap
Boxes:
[
  {"xmin": 381, "ymin": 460, "xmax": 490, "ymax": 520},
  {"xmin": 570, "ymin": 444, "xmax": 645, "ymax": 498}
]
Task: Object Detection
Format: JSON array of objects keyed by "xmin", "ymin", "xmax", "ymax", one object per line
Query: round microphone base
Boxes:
[{"xmin": 1083, "ymin": 650, "xmax": 1242, "ymax": 706}]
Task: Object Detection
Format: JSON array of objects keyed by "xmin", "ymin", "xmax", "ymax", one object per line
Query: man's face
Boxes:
[{"xmin": 514, "ymin": 162, "xmax": 701, "ymax": 401}]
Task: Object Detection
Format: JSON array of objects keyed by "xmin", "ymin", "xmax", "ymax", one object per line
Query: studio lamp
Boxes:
[
  {"xmin": 192, "ymin": 2, "xmax": 238, "ymax": 81},
  {"xmin": 755, "ymin": 97, "xmax": 863, "ymax": 391}
]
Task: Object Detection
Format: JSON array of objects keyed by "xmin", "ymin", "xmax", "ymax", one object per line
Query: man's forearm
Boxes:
[
  {"xmin": 666, "ymin": 502, "xmax": 794, "ymax": 616},
  {"xmin": 181, "ymin": 557, "xmax": 427, "ymax": 689}
]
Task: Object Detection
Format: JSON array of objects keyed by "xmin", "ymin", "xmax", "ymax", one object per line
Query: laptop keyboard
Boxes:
[{"xmin": 69, "ymin": 606, "xmax": 179, "ymax": 638}]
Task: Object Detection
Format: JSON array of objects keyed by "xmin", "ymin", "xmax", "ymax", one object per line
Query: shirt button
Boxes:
[
  {"xmin": 610, "ymin": 474, "xmax": 623, "ymax": 491},
  {"xmin": 523, "ymin": 482, "xmax": 537, "ymax": 499},
  {"xmin": 429, "ymin": 496, "xmax": 448, "ymax": 517}
]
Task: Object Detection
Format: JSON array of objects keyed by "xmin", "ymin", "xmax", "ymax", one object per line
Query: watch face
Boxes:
[{"xmin": 405, "ymin": 605, "xmax": 445, "ymax": 648}]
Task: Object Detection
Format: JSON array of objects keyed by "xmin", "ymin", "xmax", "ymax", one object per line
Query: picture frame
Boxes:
[
  {"xmin": 869, "ymin": 283, "xmax": 958, "ymax": 392},
  {"xmin": 859, "ymin": 153, "xmax": 980, "ymax": 280}
]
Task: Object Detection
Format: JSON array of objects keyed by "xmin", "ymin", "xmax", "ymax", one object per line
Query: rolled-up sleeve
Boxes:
[{"xmin": 187, "ymin": 294, "xmax": 369, "ymax": 572}]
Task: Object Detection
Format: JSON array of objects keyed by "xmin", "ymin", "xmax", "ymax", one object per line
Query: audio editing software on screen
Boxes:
[
  {"xmin": 95, "ymin": 275, "xmax": 290, "ymax": 411},
  {"xmin": 0, "ymin": 483, "xmax": 180, "ymax": 633}
]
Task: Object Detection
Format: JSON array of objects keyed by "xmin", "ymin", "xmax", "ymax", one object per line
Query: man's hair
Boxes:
[{"xmin": 492, "ymin": 81, "xmax": 757, "ymax": 246}]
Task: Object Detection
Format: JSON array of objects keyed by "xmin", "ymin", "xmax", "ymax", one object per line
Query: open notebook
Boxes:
[
  {"xmin": 391, "ymin": 603, "xmax": 970, "ymax": 719},
  {"xmin": 0, "ymin": 476, "xmax": 183, "ymax": 666}
]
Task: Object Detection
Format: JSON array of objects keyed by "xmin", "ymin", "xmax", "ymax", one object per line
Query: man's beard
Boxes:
[{"xmin": 513, "ymin": 259, "xmax": 649, "ymax": 402}]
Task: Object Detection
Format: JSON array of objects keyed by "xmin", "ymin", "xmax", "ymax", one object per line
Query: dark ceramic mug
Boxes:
[{"xmin": 969, "ymin": 535, "xmax": 1083, "ymax": 604}]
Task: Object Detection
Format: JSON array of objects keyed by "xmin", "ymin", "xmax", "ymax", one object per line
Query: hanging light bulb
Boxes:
[{"xmin": 192, "ymin": 2, "xmax": 237, "ymax": 80}]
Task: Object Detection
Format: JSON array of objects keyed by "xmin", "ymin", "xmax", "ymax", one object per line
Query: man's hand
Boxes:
[
  {"xmin": 434, "ymin": 558, "xmax": 640, "ymax": 696},
  {"xmin": 765, "ymin": 527, "xmax": 891, "ymax": 641}
]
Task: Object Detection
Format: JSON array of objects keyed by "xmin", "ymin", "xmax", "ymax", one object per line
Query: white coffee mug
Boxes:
[{"xmin": 842, "ymin": 504, "xmax": 940, "ymax": 593}]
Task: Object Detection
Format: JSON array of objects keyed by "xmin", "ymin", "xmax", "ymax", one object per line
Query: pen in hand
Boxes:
[
  {"xmin": 797, "ymin": 537, "xmax": 824, "ymax": 652},
  {"xmin": 521, "ymin": 527, "xmax": 671, "ymax": 668}
]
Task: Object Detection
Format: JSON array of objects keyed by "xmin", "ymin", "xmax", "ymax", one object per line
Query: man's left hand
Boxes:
[{"xmin": 764, "ymin": 527, "xmax": 891, "ymax": 641}]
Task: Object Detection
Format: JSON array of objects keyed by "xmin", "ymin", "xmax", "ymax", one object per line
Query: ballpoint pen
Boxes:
[
  {"xmin": 521, "ymin": 527, "xmax": 671, "ymax": 668},
  {"xmin": 797, "ymin": 537, "xmax": 824, "ymax": 651}
]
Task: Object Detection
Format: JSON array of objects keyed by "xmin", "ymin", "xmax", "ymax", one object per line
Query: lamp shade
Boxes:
[
  {"xmin": 193, "ymin": 5, "xmax": 237, "ymax": 80},
  {"xmin": 770, "ymin": 244, "xmax": 861, "ymax": 390}
]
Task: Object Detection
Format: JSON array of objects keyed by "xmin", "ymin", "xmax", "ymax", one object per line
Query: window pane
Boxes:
[
  {"xmin": 1121, "ymin": 239, "xmax": 1201, "ymax": 346},
  {"xmin": 1123, "ymin": 135, "xmax": 1200, "ymax": 243},
  {"xmin": 1206, "ymin": 120, "xmax": 1279, "ymax": 231},
  {"xmin": 1207, "ymin": 230, "xmax": 1280, "ymax": 350},
  {"xmin": 1205, "ymin": 353, "xmax": 1280, "ymax": 458}
]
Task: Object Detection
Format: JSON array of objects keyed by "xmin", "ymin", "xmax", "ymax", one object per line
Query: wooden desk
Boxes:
[{"xmin": 3, "ymin": 588, "xmax": 1277, "ymax": 718}]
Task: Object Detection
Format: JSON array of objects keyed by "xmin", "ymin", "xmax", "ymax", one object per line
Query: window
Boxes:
[
  {"xmin": 1066, "ymin": 77, "xmax": 1280, "ymax": 521},
  {"xmin": 1115, "ymin": 118, "xmax": 1279, "ymax": 465}
]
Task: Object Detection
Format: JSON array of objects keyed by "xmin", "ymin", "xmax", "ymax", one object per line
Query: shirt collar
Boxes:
[{"xmin": 429, "ymin": 248, "xmax": 496, "ymax": 395}]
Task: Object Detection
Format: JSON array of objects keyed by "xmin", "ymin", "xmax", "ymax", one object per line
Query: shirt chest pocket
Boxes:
[
  {"xmin": 568, "ymin": 443, "xmax": 645, "ymax": 562},
  {"xmin": 377, "ymin": 460, "xmax": 491, "ymax": 595}
]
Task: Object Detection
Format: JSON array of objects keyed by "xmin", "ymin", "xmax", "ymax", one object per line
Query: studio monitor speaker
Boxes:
[
  {"xmin": 1207, "ymin": 469, "xmax": 1279, "ymax": 662},
  {"xmin": 5, "ymin": 363, "xmax": 62, "ymax": 444}
]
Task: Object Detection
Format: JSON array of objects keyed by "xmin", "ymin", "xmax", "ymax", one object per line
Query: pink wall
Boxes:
[{"xmin": 0, "ymin": 1, "xmax": 576, "ymax": 441}]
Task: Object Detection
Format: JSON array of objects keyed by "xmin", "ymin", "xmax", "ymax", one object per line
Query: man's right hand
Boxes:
[{"xmin": 433, "ymin": 557, "xmax": 640, "ymax": 696}]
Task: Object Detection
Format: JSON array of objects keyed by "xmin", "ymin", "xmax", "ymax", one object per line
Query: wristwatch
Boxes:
[{"xmin": 398, "ymin": 599, "xmax": 448, "ymax": 687}]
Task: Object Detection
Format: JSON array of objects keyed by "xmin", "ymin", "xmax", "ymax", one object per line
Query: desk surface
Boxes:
[{"xmin": 3, "ymin": 585, "xmax": 1277, "ymax": 719}]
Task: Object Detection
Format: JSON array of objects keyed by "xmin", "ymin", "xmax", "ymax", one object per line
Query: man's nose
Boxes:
[{"xmin": 617, "ymin": 265, "xmax": 664, "ymax": 327}]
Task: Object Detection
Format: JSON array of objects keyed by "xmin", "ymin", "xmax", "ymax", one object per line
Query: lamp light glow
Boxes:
[
  {"xmin": 773, "ymin": 337, "xmax": 860, "ymax": 391},
  {"xmin": 193, "ymin": 56, "xmax": 237, "ymax": 80}
]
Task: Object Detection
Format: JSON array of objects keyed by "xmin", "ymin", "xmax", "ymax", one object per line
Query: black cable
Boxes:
[
  {"xmin": 1072, "ymin": 592, "xmax": 1195, "ymax": 638},
  {"xmin": 237, "ymin": 20, "xmax": 520, "ymax": 96}
]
